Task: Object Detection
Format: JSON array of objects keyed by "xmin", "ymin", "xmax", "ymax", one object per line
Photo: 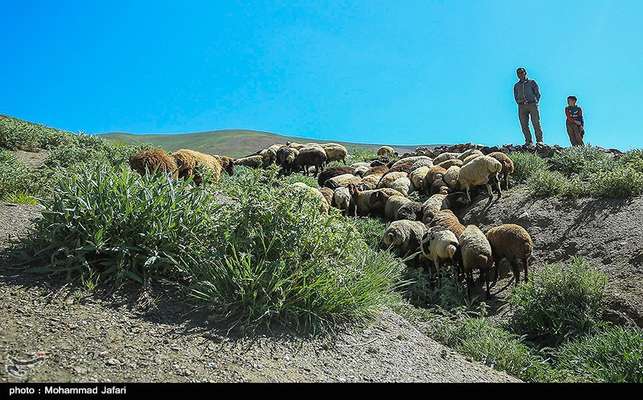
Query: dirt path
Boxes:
[
  {"xmin": 0, "ymin": 204, "xmax": 518, "ymax": 383},
  {"xmin": 461, "ymin": 187, "xmax": 643, "ymax": 326}
]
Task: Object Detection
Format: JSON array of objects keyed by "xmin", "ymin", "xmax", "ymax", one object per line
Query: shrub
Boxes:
[
  {"xmin": 410, "ymin": 308, "xmax": 556, "ymax": 382},
  {"xmin": 23, "ymin": 163, "xmax": 218, "ymax": 284},
  {"xmin": 509, "ymin": 152, "xmax": 548, "ymax": 183},
  {"xmin": 548, "ymin": 146, "xmax": 614, "ymax": 177},
  {"xmin": 402, "ymin": 268, "xmax": 468, "ymax": 309},
  {"xmin": 509, "ymin": 258, "xmax": 607, "ymax": 346},
  {"xmin": 181, "ymin": 168, "xmax": 404, "ymax": 332},
  {"xmin": 556, "ymin": 326, "xmax": 643, "ymax": 383},
  {"xmin": 346, "ymin": 147, "xmax": 378, "ymax": 164},
  {"xmin": 349, "ymin": 217, "xmax": 386, "ymax": 250},
  {"xmin": 526, "ymin": 169, "xmax": 571, "ymax": 197},
  {"xmin": 589, "ymin": 165, "xmax": 643, "ymax": 198},
  {"xmin": 0, "ymin": 150, "xmax": 32, "ymax": 200},
  {"xmin": 619, "ymin": 149, "xmax": 643, "ymax": 171}
]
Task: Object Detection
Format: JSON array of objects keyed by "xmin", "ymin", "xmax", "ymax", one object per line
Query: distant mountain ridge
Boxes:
[{"xmin": 101, "ymin": 129, "xmax": 430, "ymax": 158}]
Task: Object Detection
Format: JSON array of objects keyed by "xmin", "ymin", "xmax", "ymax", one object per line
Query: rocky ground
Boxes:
[
  {"xmin": 0, "ymin": 203, "xmax": 517, "ymax": 383},
  {"xmin": 461, "ymin": 187, "xmax": 643, "ymax": 326}
]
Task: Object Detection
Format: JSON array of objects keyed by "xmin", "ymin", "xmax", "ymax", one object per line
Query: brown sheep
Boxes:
[
  {"xmin": 459, "ymin": 225, "xmax": 494, "ymax": 299},
  {"xmin": 423, "ymin": 165, "xmax": 448, "ymax": 193},
  {"xmin": 129, "ymin": 148, "xmax": 178, "ymax": 178},
  {"xmin": 172, "ymin": 149, "xmax": 223, "ymax": 184},
  {"xmin": 488, "ymin": 152, "xmax": 515, "ymax": 190},
  {"xmin": 429, "ymin": 209, "xmax": 465, "ymax": 238},
  {"xmin": 317, "ymin": 166, "xmax": 355, "ymax": 187},
  {"xmin": 485, "ymin": 224, "xmax": 533, "ymax": 285}
]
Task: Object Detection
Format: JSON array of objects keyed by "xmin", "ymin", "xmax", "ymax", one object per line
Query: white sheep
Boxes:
[
  {"xmin": 409, "ymin": 165, "xmax": 430, "ymax": 192},
  {"xmin": 458, "ymin": 148, "xmax": 483, "ymax": 161},
  {"xmin": 325, "ymin": 173, "xmax": 362, "ymax": 189},
  {"xmin": 421, "ymin": 193, "xmax": 449, "ymax": 224},
  {"xmin": 377, "ymin": 146, "xmax": 396, "ymax": 158},
  {"xmin": 457, "ymin": 155, "xmax": 503, "ymax": 202},
  {"xmin": 384, "ymin": 195, "xmax": 413, "ymax": 221},
  {"xmin": 333, "ymin": 186, "xmax": 355, "ymax": 217},
  {"xmin": 433, "ymin": 152, "xmax": 461, "ymax": 165},
  {"xmin": 443, "ymin": 165, "xmax": 461, "ymax": 190},
  {"xmin": 420, "ymin": 227, "xmax": 460, "ymax": 279}
]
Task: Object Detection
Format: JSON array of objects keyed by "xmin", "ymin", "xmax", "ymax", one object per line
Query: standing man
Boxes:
[{"xmin": 513, "ymin": 67, "xmax": 544, "ymax": 146}]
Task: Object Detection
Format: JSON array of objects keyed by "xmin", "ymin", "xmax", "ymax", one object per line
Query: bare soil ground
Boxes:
[
  {"xmin": 460, "ymin": 187, "xmax": 643, "ymax": 326},
  {"xmin": 0, "ymin": 203, "xmax": 517, "ymax": 383}
]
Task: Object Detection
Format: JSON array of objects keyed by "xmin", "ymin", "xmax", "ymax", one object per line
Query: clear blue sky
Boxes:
[{"xmin": 2, "ymin": 0, "xmax": 642, "ymax": 149}]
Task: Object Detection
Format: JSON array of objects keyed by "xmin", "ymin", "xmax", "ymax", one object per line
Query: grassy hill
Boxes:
[{"xmin": 101, "ymin": 130, "xmax": 422, "ymax": 158}]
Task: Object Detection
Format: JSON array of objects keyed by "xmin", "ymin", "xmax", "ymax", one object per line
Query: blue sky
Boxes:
[{"xmin": 2, "ymin": 0, "xmax": 642, "ymax": 149}]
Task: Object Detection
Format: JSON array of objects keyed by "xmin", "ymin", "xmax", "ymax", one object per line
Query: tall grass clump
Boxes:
[
  {"xmin": 589, "ymin": 165, "xmax": 643, "ymax": 198},
  {"xmin": 509, "ymin": 152, "xmax": 548, "ymax": 183},
  {"xmin": 526, "ymin": 169, "xmax": 572, "ymax": 197},
  {"xmin": 510, "ymin": 258, "xmax": 607, "ymax": 346},
  {"xmin": 410, "ymin": 308, "xmax": 556, "ymax": 382},
  {"xmin": 182, "ymin": 168, "xmax": 403, "ymax": 332},
  {"xmin": 23, "ymin": 163, "xmax": 219, "ymax": 284},
  {"xmin": 555, "ymin": 326, "xmax": 643, "ymax": 383},
  {"xmin": 548, "ymin": 146, "xmax": 613, "ymax": 176},
  {"xmin": 0, "ymin": 150, "xmax": 33, "ymax": 200},
  {"xmin": 349, "ymin": 217, "xmax": 387, "ymax": 250}
]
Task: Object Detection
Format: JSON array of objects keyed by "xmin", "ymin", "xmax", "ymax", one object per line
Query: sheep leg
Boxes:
[
  {"xmin": 466, "ymin": 271, "xmax": 474, "ymax": 301},
  {"xmin": 465, "ymin": 187, "xmax": 471, "ymax": 203},
  {"xmin": 495, "ymin": 173, "xmax": 502, "ymax": 198},
  {"xmin": 523, "ymin": 257, "xmax": 529, "ymax": 283},
  {"xmin": 505, "ymin": 173, "xmax": 510, "ymax": 190},
  {"xmin": 513, "ymin": 260, "xmax": 520, "ymax": 286},
  {"xmin": 484, "ymin": 270, "xmax": 491, "ymax": 299},
  {"xmin": 485, "ymin": 183, "xmax": 493, "ymax": 200}
]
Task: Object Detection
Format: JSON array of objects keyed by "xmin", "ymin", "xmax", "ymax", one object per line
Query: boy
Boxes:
[{"xmin": 565, "ymin": 96, "xmax": 584, "ymax": 146}]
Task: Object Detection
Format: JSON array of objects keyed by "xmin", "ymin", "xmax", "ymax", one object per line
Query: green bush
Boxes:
[
  {"xmin": 414, "ymin": 309, "xmax": 556, "ymax": 382},
  {"xmin": 23, "ymin": 163, "xmax": 218, "ymax": 284},
  {"xmin": 402, "ymin": 268, "xmax": 468, "ymax": 309},
  {"xmin": 589, "ymin": 165, "xmax": 643, "ymax": 198},
  {"xmin": 509, "ymin": 152, "xmax": 548, "ymax": 183},
  {"xmin": 556, "ymin": 326, "xmax": 643, "ymax": 383},
  {"xmin": 526, "ymin": 169, "xmax": 571, "ymax": 197},
  {"xmin": 349, "ymin": 217, "xmax": 386, "ymax": 250},
  {"xmin": 181, "ymin": 168, "xmax": 403, "ymax": 332},
  {"xmin": 619, "ymin": 149, "xmax": 643, "ymax": 171},
  {"xmin": 510, "ymin": 258, "xmax": 607, "ymax": 346},
  {"xmin": 549, "ymin": 146, "xmax": 614, "ymax": 177},
  {"xmin": 0, "ymin": 150, "xmax": 33, "ymax": 200}
]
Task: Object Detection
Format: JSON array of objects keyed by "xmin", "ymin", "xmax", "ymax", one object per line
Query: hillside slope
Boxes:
[{"xmin": 102, "ymin": 130, "xmax": 423, "ymax": 158}]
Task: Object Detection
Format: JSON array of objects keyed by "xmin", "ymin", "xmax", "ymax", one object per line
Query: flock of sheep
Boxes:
[{"xmin": 128, "ymin": 141, "xmax": 534, "ymax": 299}]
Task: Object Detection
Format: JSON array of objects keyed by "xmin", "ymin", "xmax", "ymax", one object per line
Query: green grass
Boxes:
[
  {"xmin": 512, "ymin": 147, "xmax": 643, "ymax": 198},
  {"xmin": 509, "ymin": 258, "xmax": 608, "ymax": 347},
  {"xmin": 555, "ymin": 326, "xmax": 643, "ymax": 383},
  {"xmin": 22, "ymin": 163, "xmax": 217, "ymax": 285}
]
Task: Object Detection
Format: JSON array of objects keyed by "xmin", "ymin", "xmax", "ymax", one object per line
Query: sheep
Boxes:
[
  {"xmin": 364, "ymin": 188, "xmax": 405, "ymax": 216},
  {"xmin": 429, "ymin": 177, "xmax": 449, "ymax": 195},
  {"xmin": 363, "ymin": 165, "xmax": 389, "ymax": 177},
  {"xmin": 290, "ymin": 182, "xmax": 329, "ymax": 214},
  {"xmin": 421, "ymin": 194, "xmax": 449, "ymax": 224},
  {"xmin": 333, "ymin": 186, "xmax": 355, "ymax": 216},
  {"xmin": 294, "ymin": 145, "xmax": 328, "ymax": 177},
  {"xmin": 215, "ymin": 155, "xmax": 235, "ymax": 176},
  {"xmin": 353, "ymin": 165, "xmax": 370, "ymax": 177},
  {"xmin": 458, "ymin": 149, "xmax": 483, "ymax": 161},
  {"xmin": 433, "ymin": 152, "xmax": 461, "ymax": 165},
  {"xmin": 319, "ymin": 186, "xmax": 334, "ymax": 207},
  {"xmin": 276, "ymin": 146, "xmax": 300, "ymax": 175},
  {"xmin": 350, "ymin": 161, "xmax": 371, "ymax": 169},
  {"xmin": 380, "ymin": 220, "xmax": 427, "ymax": 259},
  {"xmin": 172, "ymin": 149, "xmax": 223, "ymax": 184},
  {"xmin": 377, "ymin": 171, "xmax": 408, "ymax": 188},
  {"xmin": 462, "ymin": 153, "xmax": 483, "ymax": 165},
  {"xmin": 234, "ymin": 155, "xmax": 264, "ymax": 169},
  {"xmin": 360, "ymin": 174, "xmax": 381, "ymax": 190},
  {"xmin": 409, "ymin": 166, "xmax": 430, "ymax": 192},
  {"xmin": 325, "ymin": 173, "xmax": 362, "ymax": 189},
  {"xmin": 488, "ymin": 152, "xmax": 515, "ymax": 190},
  {"xmin": 389, "ymin": 156, "xmax": 432, "ymax": 173},
  {"xmin": 395, "ymin": 200, "xmax": 424, "ymax": 221},
  {"xmin": 410, "ymin": 158, "xmax": 433, "ymax": 172},
  {"xmin": 423, "ymin": 165, "xmax": 448, "ymax": 193},
  {"xmin": 260, "ymin": 144, "xmax": 282, "ymax": 166},
  {"xmin": 437, "ymin": 158, "xmax": 463, "ymax": 169},
  {"xmin": 428, "ymin": 209, "xmax": 465, "ymax": 238},
  {"xmin": 389, "ymin": 176, "xmax": 413, "ymax": 197},
  {"xmin": 485, "ymin": 224, "xmax": 533, "ymax": 285},
  {"xmin": 457, "ymin": 155, "xmax": 503, "ymax": 202},
  {"xmin": 317, "ymin": 166, "xmax": 355, "ymax": 187},
  {"xmin": 459, "ymin": 225, "xmax": 494, "ymax": 299},
  {"xmin": 129, "ymin": 148, "xmax": 178, "ymax": 178},
  {"xmin": 377, "ymin": 145, "xmax": 396, "ymax": 158},
  {"xmin": 420, "ymin": 227, "xmax": 460, "ymax": 279},
  {"xmin": 286, "ymin": 141, "xmax": 305, "ymax": 150},
  {"xmin": 384, "ymin": 195, "xmax": 413, "ymax": 221},
  {"xmin": 443, "ymin": 165, "xmax": 461, "ymax": 190},
  {"xmin": 320, "ymin": 143, "xmax": 348, "ymax": 164}
]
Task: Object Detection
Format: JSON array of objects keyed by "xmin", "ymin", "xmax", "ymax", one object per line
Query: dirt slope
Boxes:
[
  {"xmin": 0, "ymin": 203, "xmax": 517, "ymax": 383},
  {"xmin": 460, "ymin": 186, "xmax": 643, "ymax": 326}
]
